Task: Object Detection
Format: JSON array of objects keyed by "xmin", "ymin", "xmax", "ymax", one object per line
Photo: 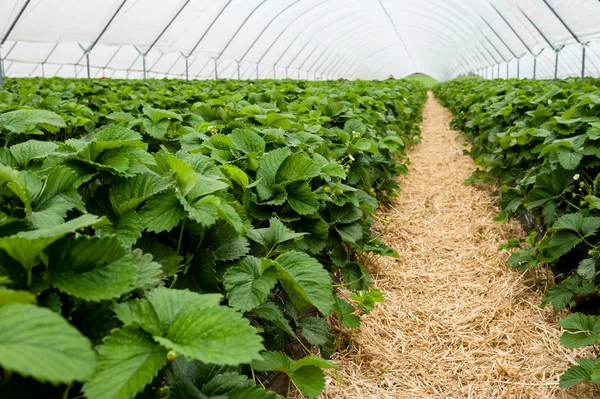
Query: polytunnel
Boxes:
[{"xmin": 1, "ymin": 0, "xmax": 600, "ymax": 82}]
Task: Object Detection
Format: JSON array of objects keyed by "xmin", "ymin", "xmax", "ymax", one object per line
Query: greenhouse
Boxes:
[{"xmin": 2, "ymin": 1, "xmax": 600, "ymax": 398}]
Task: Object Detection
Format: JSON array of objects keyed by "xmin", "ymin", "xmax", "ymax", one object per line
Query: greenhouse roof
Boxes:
[{"xmin": 1, "ymin": 0, "xmax": 600, "ymax": 81}]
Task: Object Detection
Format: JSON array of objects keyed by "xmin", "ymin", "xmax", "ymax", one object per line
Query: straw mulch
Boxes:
[{"xmin": 320, "ymin": 94, "xmax": 597, "ymax": 399}]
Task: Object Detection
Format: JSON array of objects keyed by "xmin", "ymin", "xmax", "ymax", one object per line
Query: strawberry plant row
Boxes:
[
  {"xmin": 0, "ymin": 77, "xmax": 427, "ymax": 399},
  {"xmin": 434, "ymin": 77, "xmax": 600, "ymax": 389}
]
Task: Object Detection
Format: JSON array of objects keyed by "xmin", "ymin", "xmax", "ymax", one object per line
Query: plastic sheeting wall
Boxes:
[{"xmin": 1, "ymin": 0, "xmax": 600, "ymax": 81}]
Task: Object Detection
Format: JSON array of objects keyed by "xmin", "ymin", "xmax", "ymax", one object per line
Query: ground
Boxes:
[{"xmin": 320, "ymin": 94, "xmax": 596, "ymax": 399}]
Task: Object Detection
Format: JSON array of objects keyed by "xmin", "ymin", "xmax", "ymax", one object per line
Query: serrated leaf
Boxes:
[
  {"xmin": 542, "ymin": 284, "xmax": 573, "ymax": 311},
  {"xmin": 0, "ymin": 304, "xmax": 96, "ymax": 384},
  {"xmin": 143, "ymin": 106, "xmax": 182, "ymax": 124},
  {"xmin": 297, "ymin": 317, "xmax": 334, "ymax": 348},
  {"xmin": 577, "ymin": 258, "xmax": 596, "ymax": 280},
  {"xmin": 274, "ymin": 251, "xmax": 334, "ymax": 315},
  {"xmin": 0, "ymin": 109, "xmax": 65, "ymax": 134},
  {"xmin": 256, "ymin": 148, "xmax": 291, "ymax": 201},
  {"xmin": 230, "ymin": 128, "xmax": 266, "ymax": 153},
  {"xmin": 48, "ymin": 236, "xmax": 161, "ymax": 301},
  {"xmin": 336, "ymin": 222, "xmax": 363, "ymax": 243},
  {"xmin": 110, "ymin": 172, "xmax": 172, "ymax": 216},
  {"xmin": 153, "ymin": 300, "xmax": 264, "ymax": 365},
  {"xmin": 286, "ymin": 181, "xmax": 319, "ymax": 215},
  {"xmin": 246, "ymin": 217, "xmax": 306, "ymax": 251},
  {"xmin": 253, "ymin": 302, "xmax": 295, "ymax": 336},
  {"xmin": 83, "ymin": 327, "xmax": 167, "ymax": 399},
  {"xmin": 94, "ymin": 210, "xmax": 145, "ymax": 247},
  {"xmin": 276, "ymin": 153, "xmax": 321, "ymax": 183},
  {"xmin": 560, "ymin": 359, "xmax": 595, "ymax": 388},
  {"xmin": 556, "ymin": 149, "xmax": 583, "ymax": 170},
  {"xmin": 180, "ymin": 194, "xmax": 219, "ymax": 228},
  {"xmin": 143, "ymin": 118, "xmax": 170, "ymax": 139},
  {"xmin": 9, "ymin": 140, "xmax": 58, "ymax": 166},
  {"xmin": 139, "ymin": 192, "xmax": 185, "ymax": 233},
  {"xmin": 333, "ymin": 296, "xmax": 361, "ymax": 328},
  {"xmin": 223, "ymin": 256, "xmax": 277, "ymax": 312},
  {"xmin": 0, "ymin": 214, "xmax": 101, "ymax": 277},
  {"xmin": 546, "ymin": 231, "xmax": 581, "ymax": 258}
]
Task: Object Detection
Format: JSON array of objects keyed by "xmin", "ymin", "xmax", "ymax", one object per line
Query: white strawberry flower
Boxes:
[{"xmin": 573, "ymin": 174, "xmax": 580, "ymax": 180}]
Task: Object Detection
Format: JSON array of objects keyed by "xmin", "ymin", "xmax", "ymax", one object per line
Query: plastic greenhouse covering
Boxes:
[{"xmin": 1, "ymin": 0, "xmax": 600, "ymax": 82}]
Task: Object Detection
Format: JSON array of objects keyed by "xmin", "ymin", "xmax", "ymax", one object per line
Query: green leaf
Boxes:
[
  {"xmin": 542, "ymin": 284, "xmax": 574, "ymax": 311},
  {"xmin": 228, "ymin": 386, "xmax": 278, "ymax": 399},
  {"xmin": 577, "ymin": 258, "xmax": 596, "ymax": 280},
  {"xmin": 110, "ymin": 172, "xmax": 172, "ymax": 216},
  {"xmin": 0, "ymin": 304, "xmax": 96, "ymax": 384},
  {"xmin": 276, "ymin": 153, "xmax": 321, "ymax": 183},
  {"xmin": 256, "ymin": 148, "xmax": 291, "ymax": 201},
  {"xmin": 0, "ymin": 288, "xmax": 37, "ymax": 306},
  {"xmin": 143, "ymin": 107, "xmax": 182, "ymax": 124},
  {"xmin": 560, "ymin": 359, "xmax": 596, "ymax": 388},
  {"xmin": 289, "ymin": 365, "xmax": 324, "ymax": 398},
  {"xmin": 48, "ymin": 236, "xmax": 162, "ymax": 301},
  {"xmin": 0, "ymin": 214, "xmax": 101, "ymax": 277},
  {"xmin": 230, "ymin": 129, "xmax": 266, "ymax": 153},
  {"xmin": 223, "ymin": 256, "xmax": 277, "ymax": 312},
  {"xmin": 154, "ymin": 151, "xmax": 197, "ymax": 196},
  {"xmin": 546, "ymin": 231, "xmax": 581, "ymax": 258},
  {"xmin": 274, "ymin": 251, "xmax": 334, "ymax": 315},
  {"xmin": 286, "ymin": 181, "xmax": 319, "ymax": 215},
  {"xmin": 297, "ymin": 317, "xmax": 334, "ymax": 349},
  {"xmin": 336, "ymin": 222, "xmax": 363, "ymax": 243},
  {"xmin": 0, "ymin": 109, "xmax": 66, "ymax": 134},
  {"xmin": 106, "ymin": 111, "xmax": 136, "ymax": 123},
  {"xmin": 180, "ymin": 194, "xmax": 220, "ymax": 228},
  {"xmin": 333, "ymin": 296, "xmax": 361, "ymax": 328},
  {"xmin": 83, "ymin": 327, "xmax": 168, "ymax": 399},
  {"xmin": 246, "ymin": 217, "xmax": 306, "ymax": 251},
  {"xmin": 94, "ymin": 210, "xmax": 145, "ymax": 247},
  {"xmin": 143, "ymin": 118, "xmax": 170, "ymax": 139},
  {"xmin": 10, "ymin": 140, "xmax": 58, "ymax": 166},
  {"xmin": 253, "ymin": 302, "xmax": 295, "ymax": 336},
  {"xmin": 153, "ymin": 301, "xmax": 264, "ymax": 365},
  {"xmin": 139, "ymin": 192, "xmax": 186, "ymax": 233}
]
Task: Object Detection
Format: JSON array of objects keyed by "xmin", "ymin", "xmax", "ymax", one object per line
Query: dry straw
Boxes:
[{"xmin": 318, "ymin": 94, "xmax": 597, "ymax": 399}]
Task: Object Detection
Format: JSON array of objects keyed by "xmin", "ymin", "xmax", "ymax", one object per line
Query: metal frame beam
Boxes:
[
  {"xmin": 187, "ymin": 0, "xmax": 233, "ymax": 59},
  {"xmin": 480, "ymin": 16, "xmax": 518, "ymax": 59},
  {"xmin": 237, "ymin": 0, "xmax": 301, "ymax": 65},
  {"xmin": 489, "ymin": 4, "xmax": 534, "ymax": 55},
  {"xmin": 1, "ymin": 0, "xmax": 31, "ymax": 87},
  {"xmin": 216, "ymin": 0, "xmax": 267, "ymax": 62},
  {"xmin": 540, "ymin": 0, "xmax": 581, "ymax": 44},
  {"xmin": 375, "ymin": 0, "xmax": 415, "ymax": 69}
]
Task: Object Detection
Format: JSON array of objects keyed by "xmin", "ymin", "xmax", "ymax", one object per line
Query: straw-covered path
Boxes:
[{"xmin": 322, "ymin": 94, "xmax": 595, "ymax": 398}]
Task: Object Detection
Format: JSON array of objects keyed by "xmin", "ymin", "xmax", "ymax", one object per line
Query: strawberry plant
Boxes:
[{"xmin": 0, "ymin": 76, "xmax": 427, "ymax": 398}]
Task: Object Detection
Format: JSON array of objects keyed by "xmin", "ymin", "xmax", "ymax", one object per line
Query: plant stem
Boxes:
[
  {"xmin": 176, "ymin": 219, "xmax": 186, "ymax": 255},
  {"xmin": 286, "ymin": 378, "xmax": 292, "ymax": 399}
]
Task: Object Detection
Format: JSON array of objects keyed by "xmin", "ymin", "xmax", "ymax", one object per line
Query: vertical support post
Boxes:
[
  {"xmin": 0, "ymin": 47, "xmax": 3, "ymax": 89},
  {"xmin": 42, "ymin": 63, "xmax": 45, "ymax": 78},
  {"xmin": 533, "ymin": 56, "xmax": 537, "ymax": 80},
  {"xmin": 517, "ymin": 58, "xmax": 520, "ymax": 79},
  {"xmin": 497, "ymin": 63, "xmax": 500, "ymax": 78},
  {"xmin": 237, "ymin": 61, "xmax": 240, "ymax": 80},
  {"xmin": 285, "ymin": 67, "xmax": 288, "ymax": 79},
  {"xmin": 273, "ymin": 65, "xmax": 276, "ymax": 79},
  {"xmin": 256, "ymin": 64, "xmax": 259, "ymax": 79},
  {"xmin": 86, "ymin": 51, "xmax": 91, "ymax": 79},
  {"xmin": 214, "ymin": 59, "xmax": 218, "ymax": 79},
  {"xmin": 506, "ymin": 62, "xmax": 509, "ymax": 79},
  {"xmin": 143, "ymin": 55, "xmax": 147, "ymax": 79},
  {"xmin": 185, "ymin": 56, "xmax": 189, "ymax": 80},
  {"xmin": 554, "ymin": 48, "xmax": 559, "ymax": 80},
  {"xmin": 582, "ymin": 43, "xmax": 587, "ymax": 81}
]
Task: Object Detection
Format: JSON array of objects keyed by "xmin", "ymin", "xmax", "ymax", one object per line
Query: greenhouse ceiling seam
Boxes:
[
  {"xmin": 489, "ymin": 3, "xmax": 534, "ymax": 55},
  {"xmin": 273, "ymin": 1, "xmax": 352, "ymax": 70},
  {"xmin": 215, "ymin": 0, "xmax": 268, "ymax": 62},
  {"xmin": 236, "ymin": 0, "xmax": 301, "ymax": 66},
  {"xmin": 480, "ymin": 16, "xmax": 519, "ymax": 59},
  {"xmin": 186, "ymin": 0, "xmax": 233, "ymax": 62},
  {"xmin": 375, "ymin": 0, "xmax": 416, "ymax": 69},
  {"xmin": 254, "ymin": 0, "xmax": 329, "ymax": 66}
]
